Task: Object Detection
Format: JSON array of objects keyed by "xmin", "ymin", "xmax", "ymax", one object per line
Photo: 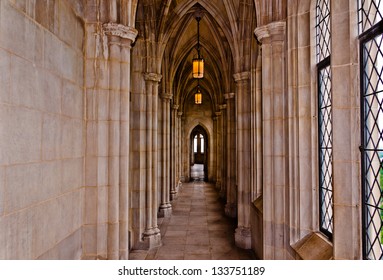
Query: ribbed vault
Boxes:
[{"xmin": 135, "ymin": 0, "xmax": 257, "ymax": 113}]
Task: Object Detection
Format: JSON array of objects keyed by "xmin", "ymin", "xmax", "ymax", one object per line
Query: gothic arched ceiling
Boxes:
[{"xmin": 135, "ymin": 0, "xmax": 257, "ymax": 112}]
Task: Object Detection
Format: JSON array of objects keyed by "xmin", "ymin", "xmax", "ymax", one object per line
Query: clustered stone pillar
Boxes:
[
  {"xmin": 178, "ymin": 113, "xmax": 184, "ymax": 182},
  {"xmin": 159, "ymin": 93, "xmax": 172, "ymax": 217},
  {"xmin": 119, "ymin": 36, "xmax": 135, "ymax": 259},
  {"xmin": 252, "ymin": 48, "xmax": 263, "ymax": 201},
  {"xmin": 254, "ymin": 21, "xmax": 287, "ymax": 259},
  {"xmin": 180, "ymin": 113, "xmax": 186, "ymax": 181},
  {"xmin": 142, "ymin": 73, "xmax": 162, "ymax": 248},
  {"xmin": 213, "ymin": 112, "xmax": 222, "ymax": 187},
  {"xmin": 234, "ymin": 71, "xmax": 252, "ymax": 249},
  {"xmin": 170, "ymin": 105, "xmax": 179, "ymax": 199},
  {"xmin": 106, "ymin": 28, "xmax": 121, "ymax": 261},
  {"xmin": 224, "ymin": 93, "xmax": 237, "ymax": 218},
  {"xmin": 218, "ymin": 105, "xmax": 227, "ymax": 198},
  {"xmin": 102, "ymin": 22, "xmax": 138, "ymax": 259}
]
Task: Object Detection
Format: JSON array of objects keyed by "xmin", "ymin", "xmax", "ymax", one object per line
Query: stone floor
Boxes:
[{"xmin": 130, "ymin": 174, "xmax": 255, "ymax": 260}]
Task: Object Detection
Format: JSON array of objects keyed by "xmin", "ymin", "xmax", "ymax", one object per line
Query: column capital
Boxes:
[
  {"xmin": 177, "ymin": 112, "xmax": 183, "ymax": 117},
  {"xmin": 219, "ymin": 104, "xmax": 227, "ymax": 111},
  {"xmin": 144, "ymin": 73, "xmax": 162, "ymax": 83},
  {"xmin": 215, "ymin": 111, "xmax": 222, "ymax": 117},
  {"xmin": 103, "ymin": 23, "xmax": 138, "ymax": 43},
  {"xmin": 172, "ymin": 104, "xmax": 179, "ymax": 110},
  {"xmin": 233, "ymin": 71, "xmax": 251, "ymax": 82},
  {"xmin": 254, "ymin": 21, "xmax": 286, "ymax": 44},
  {"xmin": 224, "ymin": 92, "xmax": 235, "ymax": 100},
  {"xmin": 161, "ymin": 93, "xmax": 172, "ymax": 101}
]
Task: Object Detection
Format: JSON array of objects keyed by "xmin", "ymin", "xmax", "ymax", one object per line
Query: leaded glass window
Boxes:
[
  {"xmin": 358, "ymin": 0, "xmax": 383, "ymax": 260},
  {"xmin": 316, "ymin": 0, "xmax": 333, "ymax": 239}
]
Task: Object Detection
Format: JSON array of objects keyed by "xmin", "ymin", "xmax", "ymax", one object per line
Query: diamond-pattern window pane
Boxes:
[
  {"xmin": 361, "ymin": 32, "xmax": 383, "ymax": 260},
  {"xmin": 318, "ymin": 65, "xmax": 334, "ymax": 236},
  {"xmin": 359, "ymin": 0, "xmax": 383, "ymax": 34},
  {"xmin": 316, "ymin": 0, "xmax": 331, "ymax": 62}
]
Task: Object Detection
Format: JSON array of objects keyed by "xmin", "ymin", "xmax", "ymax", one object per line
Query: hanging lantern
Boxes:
[
  {"xmin": 192, "ymin": 16, "xmax": 204, "ymax": 79},
  {"xmin": 195, "ymin": 86, "xmax": 202, "ymax": 105},
  {"xmin": 192, "ymin": 57, "xmax": 204, "ymax": 79}
]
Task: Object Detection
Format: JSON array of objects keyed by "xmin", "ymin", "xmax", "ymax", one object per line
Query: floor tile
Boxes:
[{"xmin": 130, "ymin": 178, "xmax": 255, "ymax": 260}]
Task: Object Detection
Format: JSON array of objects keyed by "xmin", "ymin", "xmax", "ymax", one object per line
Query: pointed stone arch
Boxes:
[
  {"xmin": 190, "ymin": 125, "xmax": 209, "ymax": 181},
  {"xmin": 184, "ymin": 121, "xmax": 214, "ymax": 182}
]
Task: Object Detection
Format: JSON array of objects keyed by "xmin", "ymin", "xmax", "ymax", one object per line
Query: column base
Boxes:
[
  {"xmin": 225, "ymin": 203, "xmax": 237, "ymax": 218},
  {"xmin": 216, "ymin": 180, "xmax": 222, "ymax": 190},
  {"xmin": 235, "ymin": 226, "xmax": 251, "ymax": 249},
  {"xmin": 170, "ymin": 191, "xmax": 178, "ymax": 200},
  {"xmin": 106, "ymin": 252, "xmax": 118, "ymax": 260},
  {"xmin": 142, "ymin": 231, "xmax": 162, "ymax": 250},
  {"xmin": 119, "ymin": 250, "xmax": 129, "ymax": 260},
  {"xmin": 158, "ymin": 204, "xmax": 172, "ymax": 218}
]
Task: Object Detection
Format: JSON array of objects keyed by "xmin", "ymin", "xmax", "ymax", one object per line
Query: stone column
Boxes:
[
  {"xmin": 119, "ymin": 31, "xmax": 137, "ymax": 259},
  {"xmin": 252, "ymin": 48, "xmax": 263, "ymax": 201},
  {"xmin": 213, "ymin": 114, "xmax": 218, "ymax": 184},
  {"xmin": 170, "ymin": 105, "xmax": 179, "ymax": 200},
  {"xmin": 234, "ymin": 71, "xmax": 252, "ymax": 249},
  {"xmin": 159, "ymin": 93, "xmax": 172, "ymax": 217},
  {"xmin": 254, "ymin": 21, "xmax": 287, "ymax": 259},
  {"xmin": 224, "ymin": 93, "xmax": 237, "ymax": 218},
  {"xmin": 103, "ymin": 22, "xmax": 138, "ymax": 260},
  {"xmin": 216, "ymin": 111, "xmax": 222, "ymax": 190},
  {"xmin": 180, "ymin": 113, "xmax": 186, "ymax": 182},
  {"xmin": 142, "ymin": 73, "xmax": 162, "ymax": 249},
  {"xmin": 106, "ymin": 27, "xmax": 121, "ymax": 261},
  {"xmin": 218, "ymin": 105, "xmax": 227, "ymax": 198},
  {"xmin": 330, "ymin": 1, "xmax": 361, "ymax": 259},
  {"xmin": 178, "ymin": 113, "xmax": 184, "ymax": 183}
]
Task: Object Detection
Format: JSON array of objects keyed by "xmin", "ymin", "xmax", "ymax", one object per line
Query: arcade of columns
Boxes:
[
  {"xmin": 0, "ymin": 0, "xmax": 363, "ymax": 260},
  {"xmin": 82, "ymin": 0, "xmax": 285, "ymax": 259}
]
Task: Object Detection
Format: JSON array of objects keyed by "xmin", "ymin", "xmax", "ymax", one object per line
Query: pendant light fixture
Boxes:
[
  {"xmin": 192, "ymin": 16, "xmax": 204, "ymax": 79},
  {"xmin": 195, "ymin": 81, "xmax": 202, "ymax": 105}
]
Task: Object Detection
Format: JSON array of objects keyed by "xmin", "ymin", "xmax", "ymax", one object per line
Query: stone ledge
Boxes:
[
  {"xmin": 253, "ymin": 195, "xmax": 263, "ymax": 213},
  {"xmin": 292, "ymin": 232, "xmax": 333, "ymax": 260}
]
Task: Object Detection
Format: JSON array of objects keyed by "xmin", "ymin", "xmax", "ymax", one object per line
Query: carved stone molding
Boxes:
[
  {"xmin": 144, "ymin": 72, "xmax": 162, "ymax": 83},
  {"xmin": 103, "ymin": 23, "xmax": 138, "ymax": 42},
  {"xmin": 219, "ymin": 104, "xmax": 227, "ymax": 110},
  {"xmin": 254, "ymin": 21, "xmax": 286, "ymax": 44},
  {"xmin": 224, "ymin": 92, "xmax": 235, "ymax": 100},
  {"xmin": 161, "ymin": 93, "xmax": 173, "ymax": 100},
  {"xmin": 233, "ymin": 71, "xmax": 251, "ymax": 82}
]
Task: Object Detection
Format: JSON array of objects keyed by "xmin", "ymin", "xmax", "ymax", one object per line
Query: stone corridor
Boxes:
[
  {"xmin": 130, "ymin": 178, "xmax": 255, "ymax": 260},
  {"xmin": 1, "ymin": 0, "xmax": 375, "ymax": 260}
]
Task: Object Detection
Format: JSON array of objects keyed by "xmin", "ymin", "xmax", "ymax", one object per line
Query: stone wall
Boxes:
[{"xmin": 0, "ymin": 0, "xmax": 84, "ymax": 259}]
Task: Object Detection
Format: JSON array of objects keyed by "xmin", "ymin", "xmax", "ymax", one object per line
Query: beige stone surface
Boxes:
[
  {"xmin": 293, "ymin": 233, "xmax": 333, "ymax": 260},
  {"xmin": 0, "ymin": 0, "xmax": 84, "ymax": 260},
  {"xmin": 0, "ymin": 167, "xmax": 4, "ymax": 216},
  {"xmin": 0, "ymin": 106, "xmax": 42, "ymax": 165},
  {"xmin": 0, "ymin": 0, "xmax": 373, "ymax": 260}
]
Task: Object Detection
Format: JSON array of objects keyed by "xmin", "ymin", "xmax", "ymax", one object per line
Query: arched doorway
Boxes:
[{"xmin": 190, "ymin": 125, "xmax": 208, "ymax": 181}]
